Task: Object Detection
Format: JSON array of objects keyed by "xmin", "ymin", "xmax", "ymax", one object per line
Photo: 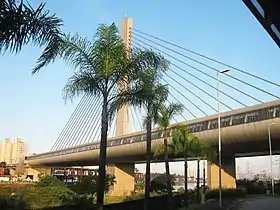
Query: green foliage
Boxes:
[
  {"xmin": 0, "ymin": 0, "xmax": 63, "ymax": 68},
  {"xmin": 170, "ymin": 125, "xmax": 213, "ymax": 159},
  {"xmin": 70, "ymin": 174, "xmax": 115, "ymax": 195},
  {"xmin": 33, "ymin": 21, "xmax": 170, "ymax": 206},
  {"xmin": 35, "ymin": 175, "xmax": 64, "ymax": 188},
  {"xmin": 205, "ymin": 188, "xmax": 245, "ymax": 200},
  {"xmin": 237, "ymin": 179, "xmax": 270, "ymax": 194},
  {"xmin": 26, "ymin": 186, "xmax": 78, "ymax": 209},
  {"xmin": 134, "ymin": 182, "xmax": 145, "ymax": 192},
  {"xmin": 150, "ymin": 174, "xmax": 175, "ymax": 193},
  {"xmin": 155, "ymin": 103, "xmax": 184, "ymax": 129},
  {"xmin": 0, "ymin": 196, "xmax": 29, "ymax": 209}
]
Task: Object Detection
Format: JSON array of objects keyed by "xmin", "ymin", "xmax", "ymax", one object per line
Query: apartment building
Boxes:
[{"xmin": 0, "ymin": 137, "xmax": 28, "ymax": 164}]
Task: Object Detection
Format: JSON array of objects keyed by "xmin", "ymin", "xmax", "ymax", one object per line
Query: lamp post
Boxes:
[
  {"xmin": 217, "ymin": 69, "xmax": 230, "ymax": 207},
  {"xmin": 268, "ymin": 122, "xmax": 275, "ymax": 195}
]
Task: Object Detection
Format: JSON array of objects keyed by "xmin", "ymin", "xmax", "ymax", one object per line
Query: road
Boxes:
[{"xmin": 237, "ymin": 197, "xmax": 280, "ymax": 210}]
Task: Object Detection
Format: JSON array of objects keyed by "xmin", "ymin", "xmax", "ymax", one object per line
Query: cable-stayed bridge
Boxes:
[{"xmin": 26, "ymin": 18, "xmax": 280, "ymax": 195}]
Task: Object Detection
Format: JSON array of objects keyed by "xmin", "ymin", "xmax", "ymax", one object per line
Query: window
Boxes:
[
  {"xmin": 246, "ymin": 111, "xmax": 259, "ymax": 123},
  {"xmin": 258, "ymin": 108, "xmax": 274, "ymax": 120},
  {"xmin": 232, "ymin": 114, "xmax": 245, "ymax": 125},
  {"xmin": 275, "ymin": 107, "xmax": 280, "ymax": 117},
  {"xmin": 151, "ymin": 132, "xmax": 161, "ymax": 140},
  {"xmin": 210, "ymin": 119, "xmax": 218, "ymax": 129},
  {"xmin": 111, "ymin": 139, "xmax": 122, "ymax": 146},
  {"xmin": 221, "ymin": 117, "xmax": 231, "ymax": 127},
  {"xmin": 122, "ymin": 138, "xmax": 131, "ymax": 144},
  {"xmin": 132, "ymin": 135, "xmax": 142, "ymax": 143},
  {"xmin": 188, "ymin": 125, "xmax": 194, "ymax": 132},
  {"xmin": 194, "ymin": 122, "xmax": 209, "ymax": 132}
]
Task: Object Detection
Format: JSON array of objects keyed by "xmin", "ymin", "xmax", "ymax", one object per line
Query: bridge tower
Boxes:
[{"xmin": 107, "ymin": 17, "xmax": 135, "ymax": 196}]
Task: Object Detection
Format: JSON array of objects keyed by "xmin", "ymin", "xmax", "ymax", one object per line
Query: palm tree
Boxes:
[
  {"xmin": 155, "ymin": 103, "xmax": 183, "ymax": 210},
  {"xmin": 113, "ymin": 64, "xmax": 169, "ymax": 210},
  {"xmin": 191, "ymin": 137, "xmax": 214, "ymax": 203},
  {"xmin": 0, "ymin": 0, "xmax": 62, "ymax": 63},
  {"xmin": 170, "ymin": 125, "xmax": 197, "ymax": 208},
  {"xmin": 34, "ymin": 23, "xmax": 167, "ymax": 209}
]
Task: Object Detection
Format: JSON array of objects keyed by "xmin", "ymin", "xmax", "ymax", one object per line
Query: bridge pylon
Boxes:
[{"xmin": 107, "ymin": 17, "xmax": 135, "ymax": 196}]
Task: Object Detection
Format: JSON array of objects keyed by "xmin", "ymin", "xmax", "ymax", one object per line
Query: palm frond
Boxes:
[
  {"xmin": 63, "ymin": 71, "xmax": 102, "ymax": 102},
  {"xmin": 0, "ymin": 0, "xmax": 62, "ymax": 54},
  {"xmin": 156, "ymin": 103, "xmax": 184, "ymax": 129}
]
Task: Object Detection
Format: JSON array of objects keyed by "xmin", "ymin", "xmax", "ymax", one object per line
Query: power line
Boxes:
[
  {"xmin": 133, "ymin": 28, "xmax": 280, "ymax": 88},
  {"xmin": 132, "ymin": 39, "xmax": 263, "ymax": 104},
  {"xmin": 132, "ymin": 32, "xmax": 280, "ymax": 100}
]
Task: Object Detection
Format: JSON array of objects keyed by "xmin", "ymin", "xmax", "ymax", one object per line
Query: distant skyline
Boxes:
[{"xmin": 1, "ymin": 1, "xmax": 280, "ymax": 175}]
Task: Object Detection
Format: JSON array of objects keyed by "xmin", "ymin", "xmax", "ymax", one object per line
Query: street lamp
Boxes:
[
  {"xmin": 268, "ymin": 122, "xmax": 275, "ymax": 195},
  {"xmin": 217, "ymin": 68, "xmax": 230, "ymax": 207}
]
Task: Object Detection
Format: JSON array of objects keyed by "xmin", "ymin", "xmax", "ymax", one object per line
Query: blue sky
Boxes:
[{"xmin": 0, "ymin": 0, "xmax": 280, "ymax": 174}]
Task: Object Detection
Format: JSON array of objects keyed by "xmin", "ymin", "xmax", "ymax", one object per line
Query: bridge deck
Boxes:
[{"xmin": 27, "ymin": 100, "xmax": 280, "ymax": 166}]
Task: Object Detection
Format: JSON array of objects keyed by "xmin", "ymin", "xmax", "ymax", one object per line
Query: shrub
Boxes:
[
  {"xmin": 150, "ymin": 174, "xmax": 175, "ymax": 193},
  {"xmin": 26, "ymin": 186, "xmax": 78, "ymax": 209},
  {"xmin": 206, "ymin": 188, "xmax": 245, "ymax": 200},
  {"xmin": 237, "ymin": 179, "xmax": 267, "ymax": 194},
  {"xmin": 0, "ymin": 196, "xmax": 29, "ymax": 209}
]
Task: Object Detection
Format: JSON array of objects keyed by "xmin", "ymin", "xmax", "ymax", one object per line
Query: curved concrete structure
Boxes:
[{"xmin": 27, "ymin": 100, "xmax": 280, "ymax": 167}]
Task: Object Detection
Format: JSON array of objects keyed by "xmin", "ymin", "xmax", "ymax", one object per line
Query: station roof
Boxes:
[{"xmin": 243, "ymin": 0, "xmax": 280, "ymax": 48}]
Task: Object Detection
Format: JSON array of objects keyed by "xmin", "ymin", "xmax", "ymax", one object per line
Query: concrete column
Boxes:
[
  {"xmin": 107, "ymin": 163, "xmax": 135, "ymax": 196},
  {"xmin": 207, "ymin": 155, "xmax": 236, "ymax": 189},
  {"xmin": 115, "ymin": 17, "xmax": 132, "ymax": 137}
]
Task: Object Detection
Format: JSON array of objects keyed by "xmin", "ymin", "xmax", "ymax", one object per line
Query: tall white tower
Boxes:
[{"xmin": 115, "ymin": 17, "xmax": 132, "ymax": 137}]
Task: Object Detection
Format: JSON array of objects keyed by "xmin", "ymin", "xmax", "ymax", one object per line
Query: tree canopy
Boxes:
[{"xmin": 0, "ymin": 0, "xmax": 63, "ymax": 69}]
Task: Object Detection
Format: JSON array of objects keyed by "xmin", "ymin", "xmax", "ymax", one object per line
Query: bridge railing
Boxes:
[{"xmin": 26, "ymin": 104, "xmax": 280, "ymax": 160}]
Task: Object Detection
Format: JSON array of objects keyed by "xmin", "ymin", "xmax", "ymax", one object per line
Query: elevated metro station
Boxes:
[{"xmin": 26, "ymin": 100, "xmax": 280, "ymax": 195}]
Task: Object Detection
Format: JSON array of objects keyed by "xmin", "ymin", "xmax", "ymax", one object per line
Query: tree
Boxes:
[
  {"xmin": 154, "ymin": 103, "xmax": 183, "ymax": 210},
  {"xmin": 27, "ymin": 175, "xmax": 77, "ymax": 209},
  {"xmin": 35, "ymin": 175, "xmax": 64, "ymax": 188},
  {"xmin": 70, "ymin": 174, "xmax": 115, "ymax": 197},
  {"xmin": 113, "ymin": 61, "xmax": 169, "ymax": 210},
  {"xmin": 170, "ymin": 125, "xmax": 198, "ymax": 208},
  {"xmin": 34, "ymin": 23, "xmax": 167, "ymax": 210},
  {"xmin": 0, "ymin": 0, "xmax": 63, "ymax": 65},
  {"xmin": 191, "ymin": 137, "xmax": 214, "ymax": 203},
  {"xmin": 150, "ymin": 174, "xmax": 175, "ymax": 193}
]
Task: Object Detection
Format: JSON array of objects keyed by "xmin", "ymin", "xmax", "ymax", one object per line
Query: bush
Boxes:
[
  {"xmin": 0, "ymin": 196, "xmax": 29, "ymax": 209},
  {"xmin": 68, "ymin": 174, "xmax": 115, "ymax": 196},
  {"xmin": 237, "ymin": 179, "xmax": 267, "ymax": 194},
  {"xmin": 35, "ymin": 175, "xmax": 64, "ymax": 188},
  {"xmin": 150, "ymin": 174, "xmax": 175, "ymax": 193},
  {"xmin": 206, "ymin": 188, "xmax": 245, "ymax": 200},
  {"xmin": 26, "ymin": 186, "xmax": 78, "ymax": 209}
]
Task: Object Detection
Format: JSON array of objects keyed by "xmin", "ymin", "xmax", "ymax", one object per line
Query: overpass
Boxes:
[
  {"xmin": 26, "ymin": 100, "xmax": 280, "ymax": 166},
  {"xmin": 25, "ymin": 16, "xmax": 280, "ymax": 196},
  {"xmin": 26, "ymin": 100, "xmax": 280, "ymax": 195}
]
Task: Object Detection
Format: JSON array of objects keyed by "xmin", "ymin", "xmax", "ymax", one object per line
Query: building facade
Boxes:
[{"xmin": 0, "ymin": 138, "xmax": 27, "ymax": 164}]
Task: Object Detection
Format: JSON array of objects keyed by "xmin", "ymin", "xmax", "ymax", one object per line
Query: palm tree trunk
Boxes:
[
  {"xmin": 96, "ymin": 94, "xmax": 109, "ymax": 210},
  {"xmin": 184, "ymin": 158, "xmax": 188, "ymax": 208},
  {"xmin": 144, "ymin": 108, "xmax": 152, "ymax": 210},
  {"xmin": 164, "ymin": 131, "xmax": 173, "ymax": 210}
]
